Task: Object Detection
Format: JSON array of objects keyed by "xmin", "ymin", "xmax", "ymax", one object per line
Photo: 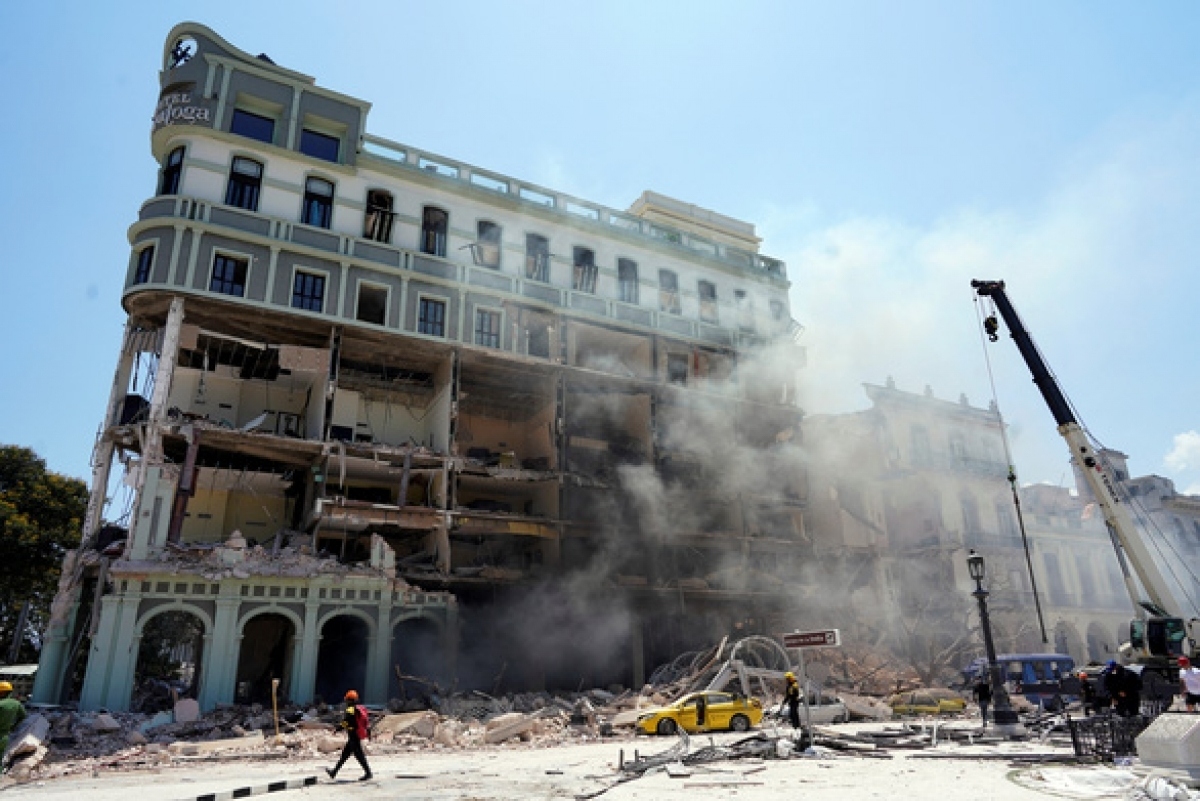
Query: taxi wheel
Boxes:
[
  {"xmin": 656, "ymin": 718, "xmax": 677, "ymax": 735},
  {"xmin": 730, "ymin": 714, "xmax": 750, "ymax": 732}
]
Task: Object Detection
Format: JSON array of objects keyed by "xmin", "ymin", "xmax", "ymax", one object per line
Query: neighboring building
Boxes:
[
  {"xmin": 804, "ymin": 379, "xmax": 1132, "ymax": 671},
  {"xmin": 33, "ymin": 24, "xmax": 805, "ymax": 711}
]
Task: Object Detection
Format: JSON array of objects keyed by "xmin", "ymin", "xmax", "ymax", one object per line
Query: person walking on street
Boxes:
[
  {"xmin": 1179, "ymin": 656, "xmax": 1200, "ymax": 712},
  {"xmin": 784, "ymin": 672, "xmax": 801, "ymax": 729},
  {"xmin": 972, "ymin": 676, "xmax": 993, "ymax": 726},
  {"xmin": 326, "ymin": 689, "xmax": 372, "ymax": 782},
  {"xmin": 0, "ymin": 681, "xmax": 27, "ymax": 757}
]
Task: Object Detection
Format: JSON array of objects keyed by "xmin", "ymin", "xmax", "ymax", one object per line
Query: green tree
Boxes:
[{"xmin": 0, "ymin": 445, "xmax": 88, "ymax": 663}]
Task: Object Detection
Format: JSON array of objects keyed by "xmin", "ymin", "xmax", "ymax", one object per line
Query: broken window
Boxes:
[
  {"xmin": 300, "ymin": 127, "xmax": 340, "ymax": 162},
  {"xmin": 475, "ymin": 308, "xmax": 501, "ymax": 348},
  {"xmin": 292, "ymin": 270, "xmax": 325, "ymax": 312},
  {"xmin": 667, "ymin": 352, "xmax": 688, "ymax": 385},
  {"xmin": 573, "ymin": 247, "xmax": 597, "ymax": 293},
  {"xmin": 618, "ymin": 258, "xmax": 638, "ymax": 303},
  {"xmin": 418, "ymin": 297, "xmax": 446, "ymax": 336},
  {"xmin": 698, "ymin": 280, "xmax": 718, "ymax": 323},
  {"xmin": 230, "ymin": 108, "xmax": 275, "ymax": 144},
  {"xmin": 526, "ymin": 318, "xmax": 551, "ymax": 358},
  {"xmin": 363, "ymin": 189, "xmax": 394, "ymax": 243},
  {"xmin": 210, "ymin": 253, "xmax": 247, "ymax": 297},
  {"xmin": 134, "ymin": 246, "xmax": 155, "ymax": 284},
  {"xmin": 224, "ymin": 156, "xmax": 262, "ymax": 211},
  {"xmin": 769, "ymin": 298, "xmax": 786, "ymax": 321},
  {"xmin": 421, "ymin": 206, "xmax": 448, "ymax": 257},
  {"xmin": 356, "ymin": 283, "xmax": 387, "ymax": 325},
  {"xmin": 526, "ymin": 233, "xmax": 549, "ymax": 281},
  {"xmin": 734, "ymin": 289, "xmax": 754, "ymax": 331},
  {"xmin": 301, "ymin": 176, "xmax": 334, "ymax": 228},
  {"xmin": 659, "ymin": 270, "xmax": 680, "ymax": 314},
  {"xmin": 158, "ymin": 146, "xmax": 184, "ymax": 195},
  {"xmin": 475, "ymin": 221, "xmax": 502, "ymax": 268}
]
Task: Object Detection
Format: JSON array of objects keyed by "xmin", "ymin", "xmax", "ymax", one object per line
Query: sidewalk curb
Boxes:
[{"xmin": 184, "ymin": 774, "xmax": 318, "ymax": 801}]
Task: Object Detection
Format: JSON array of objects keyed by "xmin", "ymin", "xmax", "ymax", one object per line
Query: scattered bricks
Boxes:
[
  {"xmin": 168, "ymin": 730, "xmax": 264, "ymax": 756},
  {"xmin": 374, "ymin": 711, "xmax": 437, "ymax": 737},
  {"xmin": 484, "ymin": 712, "xmax": 535, "ymax": 744},
  {"xmin": 92, "ymin": 713, "xmax": 123, "ymax": 733}
]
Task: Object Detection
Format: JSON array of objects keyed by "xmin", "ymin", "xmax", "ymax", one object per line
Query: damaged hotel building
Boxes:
[{"xmin": 33, "ymin": 24, "xmax": 807, "ymax": 711}]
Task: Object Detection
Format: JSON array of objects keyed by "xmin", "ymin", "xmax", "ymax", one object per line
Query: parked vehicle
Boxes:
[
  {"xmin": 887, "ymin": 688, "xmax": 967, "ymax": 716},
  {"xmin": 636, "ymin": 691, "xmax": 764, "ymax": 735},
  {"xmin": 768, "ymin": 689, "xmax": 850, "ymax": 725},
  {"xmin": 961, "ymin": 653, "xmax": 1077, "ymax": 708}
]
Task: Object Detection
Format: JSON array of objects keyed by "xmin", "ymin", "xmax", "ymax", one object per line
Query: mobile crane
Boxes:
[{"xmin": 971, "ymin": 279, "xmax": 1200, "ymax": 704}]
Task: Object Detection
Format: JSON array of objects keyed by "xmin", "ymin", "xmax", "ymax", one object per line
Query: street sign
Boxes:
[{"xmin": 782, "ymin": 629, "xmax": 840, "ymax": 649}]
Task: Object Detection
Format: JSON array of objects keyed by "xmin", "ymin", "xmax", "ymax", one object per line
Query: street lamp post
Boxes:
[{"xmin": 967, "ymin": 549, "xmax": 1022, "ymax": 734}]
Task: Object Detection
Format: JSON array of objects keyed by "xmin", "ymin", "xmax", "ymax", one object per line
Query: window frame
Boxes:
[
  {"xmin": 209, "ymin": 251, "xmax": 250, "ymax": 297},
  {"xmin": 525, "ymin": 233, "xmax": 550, "ymax": 282},
  {"xmin": 230, "ymin": 108, "xmax": 276, "ymax": 145},
  {"xmin": 133, "ymin": 244, "xmax": 156, "ymax": 284},
  {"xmin": 355, "ymin": 281, "xmax": 389, "ymax": 326},
  {"xmin": 474, "ymin": 306, "xmax": 503, "ymax": 349},
  {"xmin": 224, "ymin": 156, "xmax": 263, "ymax": 211},
  {"xmin": 420, "ymin": 206, "xmax": 449, "ymax": 257},
  {"xmin": 474, "ymin": 220, "xmax": 502, "ymax": 268},
  {"xmin": 291, "ymin": 268, "xmax": 327, "ymax": 313},
  {"xmin": 417, "ymin": 295, "xmax": 448, "ymax": 337},
  {"xmin": 572, "ymin": 246, "xmax": 597, "ymax": 293},
  {"xmin": 364, "ymin": 189, "xmax": 395, "ymax": 243},
  {"xmin": 698, "ymin": 280, "xmax": 718, "ymax": 323},
  {"xmin": 618, "ymin": 258, "xmax": 638, "ymax": 304},
  {"xmin": 159, "ymin": 146, "xmax": 184, "ymax": 196},
  {"xmin": 300, "ymin": 127, "xmax": 341, "ymax": 163},
  {"xmin": 658, "ymin": 269, "xmax": 681, "ymax": 314},
  {"xmin": 300, "ymin": 175, "xmax": 335, "ymax": 229}
]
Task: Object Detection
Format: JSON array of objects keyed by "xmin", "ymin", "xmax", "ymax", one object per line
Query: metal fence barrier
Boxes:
[{"xmin": 1066, "ymin": 713, "xmax": 1154, "ymax": 761}]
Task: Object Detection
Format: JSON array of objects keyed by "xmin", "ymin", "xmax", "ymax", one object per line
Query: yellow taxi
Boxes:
[
  {"xmin": 886, "ymin": 688, "xmax": 967, "ymax": 716},
  {"xmin": 636, "ymin": 691, "xmax": 764, "ymax": 735}
]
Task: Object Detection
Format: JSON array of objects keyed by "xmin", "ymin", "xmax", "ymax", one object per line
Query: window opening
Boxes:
[
  {"xmin": 618, "ymin": 258, "xmax": 638, "ymax": 303},
  {"xmin": 356, "ymin": 284, "xmax": 387, "ymax": 325},
  {"xmin": 474, "ymin": 221, "xmax": 502, "ymax": 268},
  {"xmin": 475, "ymin": 309, "xmax": 501, "ymax": 348},
  {"xmin": 210, "ymin": 254, "xmax": 247, "ymax": 297},
  {"xmin": 667, "ymin": 353, "xmax": 688, "ymax": 385},
  {"xmin": 134, "ymin": 247, "xmax": 155, "ymax": 284},
  {"xmin": 525, "ymin": 234, "xmax": 549, "ymax": 281},
  {"xmin": 421, "ymin": 207, "xmax": 448, "ymax": 257},
  {"xmin": 769, "ymin": 299, "xmax": 785, "ymax": 321},
  {"xmin": 230, "ymin": 109, "xmax": 275, "ymax": 144},
  {"xmin": 300, "ymin": 128, "xmax": 340, "ymax": 162},
  {"xmin": 224, "ymin": 157, "xmax": 262, "ymax": 211},
  {"xmin": 418, "ymin": 297, "xmax": 446, "ymax": 337},
  {"xmin": 292, "ymin": 271, "xmax": 325, "ymax": 312},
  {"xmin": 159, "ymin": 147, "xmax": 184, "ymax": 195},
  {"xmin": 698, "ymin": 280, "xmax": 718, "ymax": 323},
  {"xmin": 573, "ymin": 247, "xmax": 597, "ymax": 293},
  {"xmin": 658, "ymin": 270, "xmax": 680, "ymax": 314},
  {"xmin": 734, "ymin": 289, "xmax": 754, "ymax": 330},
  {"xmin": 364, "ymin": 190, "xmax": 394, "ymax": 243},
  {"xmin": 301, "ymin": 176, "xmax": 334, "ymax": 228}
]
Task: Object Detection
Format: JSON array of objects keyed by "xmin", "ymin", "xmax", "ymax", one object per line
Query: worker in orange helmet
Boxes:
[{"xmin": 326, "ymin": 689, "xmax": 372, "ymax": 782}]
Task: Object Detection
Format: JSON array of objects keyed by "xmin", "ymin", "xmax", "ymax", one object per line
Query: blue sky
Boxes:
[{"xmin": 1, "ymin": 1, "xmax": 1198, "ymax": 496}]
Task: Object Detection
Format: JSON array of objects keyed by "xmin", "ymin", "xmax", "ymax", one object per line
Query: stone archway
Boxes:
[
  {"xmin": 133, "ymin": 609, "xmax": 206, "ymax": 713},
  {"xmin": 315, "ymin": 614, "xmax": 370, "ymax": 705},
  {"xmin": 1053, "ymin": 620, "xmax": 1086, "ymax": 664},
  {"xmin": 235, "ymin": 613, "xmax": 296, "ymax": 705},
  {"xmin": 1087, "ymin": 621, "xmax": 1117, "ymax": 663},
  {"xmin": 391, "ymin": 615, "xmax": 446, "ymax": 702}
]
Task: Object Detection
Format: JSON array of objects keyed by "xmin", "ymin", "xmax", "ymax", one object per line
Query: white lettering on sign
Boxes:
[
  {"xmin": 782, "ymin": 629, "xmax": 841, "ymax": 649},
  {"xmin": 152, "ymin": 92, "xmax": 211, "ymax": 129}
]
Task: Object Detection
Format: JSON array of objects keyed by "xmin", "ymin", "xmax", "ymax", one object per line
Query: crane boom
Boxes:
[{"xmin": 971, "ymin": 280, "xmax": 1179, "ymax": 618}]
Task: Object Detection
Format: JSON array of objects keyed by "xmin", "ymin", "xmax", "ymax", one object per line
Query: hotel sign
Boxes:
[{"xmin": 152, "ymin": 88, "xmax": 211, "ymax": 130}]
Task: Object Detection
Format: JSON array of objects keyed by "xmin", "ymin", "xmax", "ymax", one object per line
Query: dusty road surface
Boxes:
[{"xmin": 0, "ymin": 725, "xmax": 1141, "ymax": 801}]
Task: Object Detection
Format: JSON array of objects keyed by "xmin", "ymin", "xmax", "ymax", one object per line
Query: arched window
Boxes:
[
  {"xmin": 364, "ymin": 190, "xmax": 394, "ymax": 243},
  {"xmin": 421, "ymin": 207, "xmax": 448, "ymax": 257},
  {"xmin": 301, "ymin": 177, "xmax": 334, "ymax": 228},
  {"xmin": 618, "ymin": 259, "xmax": 638, "ymax": 303},
  {"xmin": 658, "ymin": 270, "xmax": 680, "ymax": 314},
  {"xmin": 525, "ymin": 234, "xmax": 549, "ymax": 281},
  {"xmin": 224, "ymin": 157, "xmax": 263, "ymax": 211},
  {"xmin": 159, "ymin": 146, "xmax": 184, "ymax": 195},
  {"xmin": 475, "ymin": 221, "xmax": 501, "ymax": 268},
  {"xmin": 573, "ymin": 247, "xmax": 596, "ymax": 293}
]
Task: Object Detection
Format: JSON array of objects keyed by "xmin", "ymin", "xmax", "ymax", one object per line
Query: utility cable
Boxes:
[{"xmin": 973, "ymin": 292, "xmax": 1050, "ymax": 644}]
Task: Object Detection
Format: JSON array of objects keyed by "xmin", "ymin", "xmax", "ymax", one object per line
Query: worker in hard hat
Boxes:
[
  {"xmin": 783, "ymin": 672, "xmax": 801, "ymax": 729},
  {"xmin": 326, "ymin": 689, "xmax": 372, "ymax": 782},
  {"xmin": 0, "ymin": 680, "xmax": 27, "ymax": 757},
  {"xmin": 1179, "ymin": 656, "xmax": 1200, "ymax": 712}
]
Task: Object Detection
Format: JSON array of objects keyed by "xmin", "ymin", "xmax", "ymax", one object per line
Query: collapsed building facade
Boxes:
[{"xmin": 33, "ymin": 23, "xmax": 806, "ymax": 712}]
